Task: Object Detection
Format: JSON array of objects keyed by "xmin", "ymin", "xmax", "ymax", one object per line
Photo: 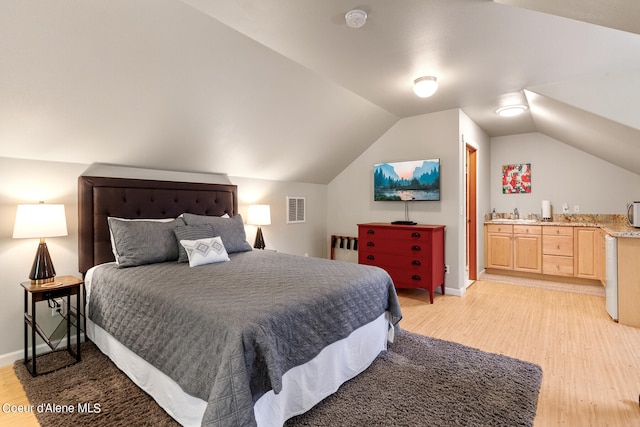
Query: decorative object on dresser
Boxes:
[
  {"xmin": 13, "ymin": 202, "xmax": 68, "ymax": 284},
  {"xmin": 358, "ymin": 223, "xmax": 446, "ymax": 303},
  {"xmin": 247, "ymin": 203, "xmax": 271, "ymax": 249}
]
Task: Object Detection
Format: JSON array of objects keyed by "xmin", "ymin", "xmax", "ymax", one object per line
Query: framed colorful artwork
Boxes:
[{"xmin": 502, "ymin": 163, "xmax": 531, "ymax": 194}]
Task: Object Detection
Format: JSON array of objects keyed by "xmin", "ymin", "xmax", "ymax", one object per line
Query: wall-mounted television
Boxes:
[{"xmin": 374, "ymin": 159, "xmax": 440, "ymax": 201}]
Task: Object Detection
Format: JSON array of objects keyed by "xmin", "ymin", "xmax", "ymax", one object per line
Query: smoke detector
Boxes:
[{"xmin": 345, "ymin": 9, "xmax": 367, "ymax": 29}]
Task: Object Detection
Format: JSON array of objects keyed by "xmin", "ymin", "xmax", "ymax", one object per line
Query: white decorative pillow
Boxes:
[{"xmin": 180, "ymin": 237, "xmax": 230, "ymax": 267}]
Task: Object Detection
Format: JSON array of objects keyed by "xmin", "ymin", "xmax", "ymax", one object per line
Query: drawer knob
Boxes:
[
  {"xmin": 367, "ymin": 241, "xmax": 375, "ymax": 247},
  {"xmin": 412, "ymin": 232, "xmax": 421, "ymax": 238},
  {"xmin": 411, "ymin": 275, "xmax": 421, "ymax": 281},
  {"xmin": 367, "ymin": 229, "xmax": 375, "ymax": 234},
  {"xmin": 411, "ymin": 260, "xmax": 421, "ymax": 266},
  {"xmin": 367, "ymin": 255, "xmax": 375, "ymax": 260},
  {"xmin": 412, "ymin": 245, "xmax": 421, "ymax": 251}
]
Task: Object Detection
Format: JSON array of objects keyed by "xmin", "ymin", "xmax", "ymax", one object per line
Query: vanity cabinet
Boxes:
[
  {"xmin": 542, "ymin": 226, "xmax": 574, "ymax": 277},
  {"xmin": 485, "ymin": 224, "xmax": 513, "ymax": 270},
  {"xmin": 485, "ymin": 223, "xmax": 607, "ymax": 283},
  {"xmin": 574, "ymin": 227, "xmax": 603, "ymax": 280},
  {"xmin": 513, "ymin": 225, "xmax": 542, "ymax": 273}
]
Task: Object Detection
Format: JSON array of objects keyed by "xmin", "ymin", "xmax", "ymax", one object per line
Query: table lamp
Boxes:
[
  {"xmin": 247, "ymin": 204, "xmax": 271, "ymax": 250},
  {"xmin": 13, "ymin": 202, "xmax": 68, "ymax": 284}
]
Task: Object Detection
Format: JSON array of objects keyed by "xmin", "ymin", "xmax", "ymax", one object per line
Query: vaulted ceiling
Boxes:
[{"xmin": 1, "ymin": 0, "xmax": 639, "ymax": 183}]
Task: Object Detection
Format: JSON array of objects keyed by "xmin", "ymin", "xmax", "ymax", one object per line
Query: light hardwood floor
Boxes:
[{"xmin": 1, "ymin": 280, "xmax": 639, "ymax": 426}]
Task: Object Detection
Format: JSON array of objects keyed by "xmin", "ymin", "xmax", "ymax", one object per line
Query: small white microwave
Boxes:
[{"xmin": 628, "ymin": 202, "xmax": 640, "ymax": 227}]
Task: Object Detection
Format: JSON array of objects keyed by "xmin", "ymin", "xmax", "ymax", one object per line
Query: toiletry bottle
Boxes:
[{"xmin": 491, "ymin": 208, "xmax": 496, "ymax": 219}]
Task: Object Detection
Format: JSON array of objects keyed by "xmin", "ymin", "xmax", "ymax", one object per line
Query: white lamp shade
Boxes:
[
  {"xmin": 247, "ymin": 204, "xmax": 271, "ymax": 226},
  {"xmin": 413, "ymin": 76, "xmax": 438, "ymax": 98},
  {"xmin": 13, "ymin": 203, "xmax": 68, "ymax": 239}
]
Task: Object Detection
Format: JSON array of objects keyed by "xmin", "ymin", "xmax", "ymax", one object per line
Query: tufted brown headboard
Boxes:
[{"xmin": 78, "ymin": 176, "xmax": 238, "ymax": 275}]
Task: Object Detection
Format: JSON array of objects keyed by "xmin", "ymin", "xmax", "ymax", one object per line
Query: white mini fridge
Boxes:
[{"xmin": 605, "ymin": 235, "xmax": 618, "ymax": 321}]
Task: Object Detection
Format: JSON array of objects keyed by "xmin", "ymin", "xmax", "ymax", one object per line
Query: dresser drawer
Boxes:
[
  {"xmin": 359, "ymin": 239, "xmax": 433, "ymax": 258},
  {"xmin": 359, "ymin": 252, "xmax": 431, "ymax": 272},
  {"xmin": 359, "ymin": 226, "xmax": 432, "ymax": 243},
  {"xmin": 384, "ymin": 267, "xmax": 436, "ymax": 289},
  {"xmin": 543, "ymin": 235, "xmax": 573, "ymax": 256},
  {"xmin": 543, "ymin": 255, "xmax": 574, "ymax": 276}
]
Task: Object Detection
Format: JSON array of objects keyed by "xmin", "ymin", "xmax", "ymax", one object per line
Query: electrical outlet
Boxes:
[
  {"xmin": 573, "ymin": 205, "xmax": 580, "ymax": 213},
  {"xmin": 50, "ymin": 298, "xmax": 66, "ymax": 317},
  {"xmin": 444, "ymin": 264, "xmax": 450, "ymax": 274}
]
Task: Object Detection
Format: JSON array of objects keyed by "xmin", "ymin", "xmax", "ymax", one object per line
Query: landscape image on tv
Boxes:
[{"xmin": 374, "ymin": 159, "xmax": 440, "ymax": 201}]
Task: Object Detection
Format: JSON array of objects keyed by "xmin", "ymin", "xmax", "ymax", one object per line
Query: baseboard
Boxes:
[
  {"xmin": 444, "ymin": 286, "xmax": 466, "ymax": 297},
  {"xmin": 0, "ymin": 333, "xmax": 86, "ymax": 368}
]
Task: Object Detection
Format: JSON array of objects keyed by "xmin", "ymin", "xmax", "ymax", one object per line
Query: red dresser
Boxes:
[{"xmin": 358, "ymin": 223, "xmax": 445, "ymax": 303}]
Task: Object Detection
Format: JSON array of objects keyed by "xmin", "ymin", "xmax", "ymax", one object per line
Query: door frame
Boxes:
[{"xmin": 466, "ymin": 144, "xmax": 478, "ymax": 281}]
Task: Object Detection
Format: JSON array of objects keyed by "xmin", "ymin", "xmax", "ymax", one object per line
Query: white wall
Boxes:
[
  {"xmin": 229, "ymin": 176, "xmax": 327, "ymax": 258},
  {"xmin": 327, "ymin": 109, "xmax": 467, "ymax": 296},
  {"xmin": 491, "ymin": 133, "xmax": 640, "ymax": 216},
  {"xmin": 0, "ymin": 158, "xmax": 326, "ymax": 364}
]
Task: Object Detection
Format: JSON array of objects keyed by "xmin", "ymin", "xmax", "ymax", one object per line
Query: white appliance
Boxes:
[
  {"xmin": 627, "ymin": 201, "xmax": 640, "ymax": 227},
  {"xmin": 605, "ymin": 235, "xmax": 618, "ymax": 321}
]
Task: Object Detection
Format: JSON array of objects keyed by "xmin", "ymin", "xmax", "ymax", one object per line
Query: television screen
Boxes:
[{"xmin": 374, "ymin": 159, "xmax": 440, "ymax": 201}]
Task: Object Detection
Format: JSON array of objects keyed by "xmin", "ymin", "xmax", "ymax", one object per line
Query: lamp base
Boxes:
[
  {"xmin": 29, "ymin": 241, "xmax": 56, "ymax": 284},
  {"xmin": 254, "ymin": 227, "xmax": 266, "ymax": 250}
]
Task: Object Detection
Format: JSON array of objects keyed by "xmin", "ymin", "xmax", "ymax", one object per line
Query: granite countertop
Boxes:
[{"xmin": 485, "ymin": 214, "xmax": 640, "ymax": 238}]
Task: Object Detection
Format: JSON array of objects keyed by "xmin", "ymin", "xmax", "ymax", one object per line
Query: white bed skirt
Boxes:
[{"xmin": 86, "ymin": 313, "xmax": 388, "ymax": 426}]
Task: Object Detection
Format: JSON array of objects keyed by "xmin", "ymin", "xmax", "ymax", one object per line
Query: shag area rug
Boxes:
[{"xmin": 15, "ymin": 330, "xmax": 542, "ymax": 427}]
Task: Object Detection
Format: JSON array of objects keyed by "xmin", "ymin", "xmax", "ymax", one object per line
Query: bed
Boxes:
[{"xmin": 78, "ymin": 176, "xmax": 402, "ymax": 427}]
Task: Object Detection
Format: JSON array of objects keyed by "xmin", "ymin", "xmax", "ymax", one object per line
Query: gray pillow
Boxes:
[
  {"xmin": 182, "ymin": 213, "xmax": 253, "ymax": 254},
  {"xmin": 173, "ymin": 224, "xmax": 215, "ymax": 263},
  {"xmin": 107, "ymin": 217, "xmax": 186, "ymax": 268}
]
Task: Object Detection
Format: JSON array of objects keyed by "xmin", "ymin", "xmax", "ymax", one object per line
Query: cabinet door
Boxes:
[
  {"xmin": 486, "ymin": 233, "xmax": 513, "ymax": 270},
  {"xmin": 574, "ymin": 227, "xmax": 598, "ymax": 279},
  {"xmin": 596, "ymin": 228, "xmax": 606, "ymax": 283},
  {"xmin": 513, "ymin": 234, "xmax": 542, "ymax": 273}
]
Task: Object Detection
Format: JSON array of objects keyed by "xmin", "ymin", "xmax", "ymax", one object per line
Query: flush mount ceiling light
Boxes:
[
  {"xmin": 345, "ymin": 9, "xmax": 367, "ymax": 29},
  {"xmin": 413, "ymin": 76, "xmax": 438, "ymax": 98},
  {"xmin": 496, "ymin": 104, "xmax": 529, "ymax": 117}
]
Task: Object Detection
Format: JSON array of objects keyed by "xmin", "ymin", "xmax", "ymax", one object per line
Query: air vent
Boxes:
[{"xmin": 286, "ymin": 196, "xmax": 306, "ymax": 224}]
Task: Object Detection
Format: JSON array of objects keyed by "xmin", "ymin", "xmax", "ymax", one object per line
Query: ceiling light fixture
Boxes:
[
  {"xmin": 496, "ymin": 104, "xmax": 529, "ymax": 117},
  {"xmin": 413, "ymin": 76, "xmax": 438, "ymax": 98},
  {"xmin": 345, "ymin": 9, "xmax": 367, "ymax": 29}
]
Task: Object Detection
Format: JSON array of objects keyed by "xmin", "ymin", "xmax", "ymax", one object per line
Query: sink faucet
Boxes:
[{"xmin": 514, "ymin": 208, "xmax": 519, "ymax": 219}]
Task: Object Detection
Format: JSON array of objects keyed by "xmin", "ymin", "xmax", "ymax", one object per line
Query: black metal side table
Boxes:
[{"xmin": 21, "ymin": 275, "xmax": 83, "ymax": 376}]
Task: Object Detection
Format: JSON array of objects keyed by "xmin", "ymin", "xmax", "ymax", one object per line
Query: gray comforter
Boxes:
[{"xmin": 88, "ymin": 250, "xmax": 402, "ymax": 427}]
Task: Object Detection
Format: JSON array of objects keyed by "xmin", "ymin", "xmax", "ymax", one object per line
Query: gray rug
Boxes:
[{"xmin": 15, "ymin": 330, "xmax": 542, "ymax": 426}]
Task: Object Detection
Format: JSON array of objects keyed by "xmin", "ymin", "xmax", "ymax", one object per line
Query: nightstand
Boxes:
[{"xmin": 21, "ymin": 275, "xmax": 83, "ymax": 376}]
